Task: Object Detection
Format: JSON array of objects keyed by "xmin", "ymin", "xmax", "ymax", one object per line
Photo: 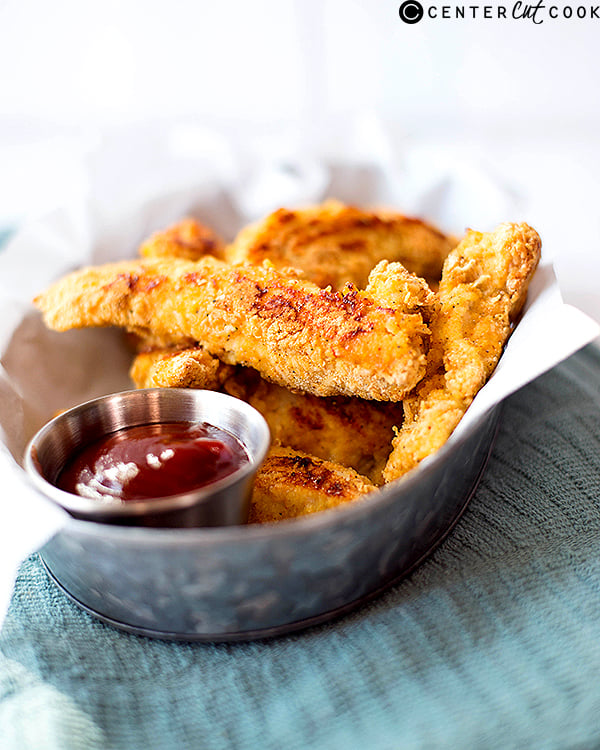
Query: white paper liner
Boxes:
[{"xmin": 0, "ymin": 134, "xmax": 598, "ymax": 627}]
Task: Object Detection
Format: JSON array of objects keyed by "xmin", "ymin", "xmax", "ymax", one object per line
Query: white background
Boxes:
[{"xmin": 0, "ymin": 0, "xmax": 598, "ymax": 323}]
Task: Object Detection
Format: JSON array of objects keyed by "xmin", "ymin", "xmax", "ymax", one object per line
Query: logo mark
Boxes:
[{"xmin": 399, "ymin": 0, "xmax": 424, "ymax": 23}]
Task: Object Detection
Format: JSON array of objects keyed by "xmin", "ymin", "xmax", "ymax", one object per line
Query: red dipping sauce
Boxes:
[{"xmin": 57, "ymin": 421, "xmax": 249, "ymax": 501}]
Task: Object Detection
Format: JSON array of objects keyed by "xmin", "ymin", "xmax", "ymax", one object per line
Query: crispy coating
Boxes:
[
  {"xmin": 129, "ymin": 345, "xmax": 234, "ymax": 390},
  {"xmin": 130, "ymin": 347, "xmax": 401, "ymax": 484},
  {"xmin": 226, "ymin": 200, "xmax": 457, "ymax": 289},
  {"xmin": 365, "ymin": 260, "xmax": 437, "ymax": 320},
  {"xmin": 383, "ymin": 222, "xmax": 542, "ymax": 482},
  {"xmin": 139, "ymin": 218, "xmax": 225, "ymax": 261},
  {"xmin": 223, "ymin": 368, "xmax": 400, "ymax": 485},
  {"xmin": 34, "ymin": 256, "xmax": 430, "ymax": 401},
  {"xmin": 248, "ymin": 446, "xmax": 376, "ymax": 523},
  {"xmin": 429, "ymin": 221, "xmax": 542, "ymax": 395}
]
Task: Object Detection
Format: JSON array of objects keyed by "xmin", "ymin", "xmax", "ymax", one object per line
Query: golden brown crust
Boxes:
[
  {"xmin": 139, "ymin": 218, "xmax": 225, "ymax": 261},
  {"xmin": 364, "ymin": 260, "xmax": 438, "ymax": 321},
  {"xmin": 34, "ymin": 256, "xmax": 430, "ymax": 401},
  {"xmin": 129, "ymin": 346, "xmax": 233, "ymax": 390},
  {"xmin": 383, "ymin": 222, "xmax": 541, "ymax": 482},
  {"xmin": 220, "ymin": 367, "xmax": 401, "ymax": 485},
  {"xmin": 248, "ymin": 446, "xmax": 376, "ymax": 523},
  {"xmin": 223, "ymin": 368, "xmax": 402, "ymax": 484},
  {"xmin": 431, "ymin": 222, "xmax": 542, "ymax": 397},
  {"xmin": 226, "ymin": 200, "xmax": 457, "ymax": 289}
]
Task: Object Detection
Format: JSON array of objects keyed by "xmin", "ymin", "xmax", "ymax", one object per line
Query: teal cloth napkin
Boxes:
[{"xmin": 1, "ymin": 345, "xmax": 600, "ymax": 750}]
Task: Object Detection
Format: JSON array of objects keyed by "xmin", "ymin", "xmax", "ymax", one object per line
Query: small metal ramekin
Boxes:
[{"xmin": 24, "ymin": 389, "xmax": 270, "ymax": 528}]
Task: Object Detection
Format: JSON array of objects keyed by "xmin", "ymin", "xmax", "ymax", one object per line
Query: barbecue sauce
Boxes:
[{"xmin": 57, "ymin": 422, "xmax": 248, "ymax": 501}]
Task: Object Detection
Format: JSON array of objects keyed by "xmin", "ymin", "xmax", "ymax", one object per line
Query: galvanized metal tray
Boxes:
[{"xmin": 40, "ymin": 404, "xmax": 500, "ymax": 641}]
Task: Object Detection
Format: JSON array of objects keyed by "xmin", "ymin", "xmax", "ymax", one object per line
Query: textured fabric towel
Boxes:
[{"xmin": 1, "ymin": 345, "xmax": 600, "ymax": 750}]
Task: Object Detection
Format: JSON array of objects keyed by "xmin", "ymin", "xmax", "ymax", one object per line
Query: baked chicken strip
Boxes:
[
  {"xmin": 130, "ymin": 347, "xmax": 401, "ymax": 484},
  {"xmin": 34, "ymin": 256, "xmax": 430, "ymax": 401},
  {"xmin": 383, "ymin": 222, "xmax": 541, "ymax": 482},
  {"xmin": 248, "ymin": 446, "xmax": 376, "ymax": 523},
  {"xmin": 226, "ymin": 200, "xmax": 458, "ymax": 289}
]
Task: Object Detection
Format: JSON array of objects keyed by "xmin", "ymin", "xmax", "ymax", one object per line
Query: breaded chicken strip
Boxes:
[
  {"xmin": 248, "ymin": 446, "xmax": 376, "ymax": 523},
  {"xmin": 130, "ymin": 348, "xmax": 401, "ymax": 484},
  {"xmin": 34, "ymin": 256, "xmax": 430, "ymax": 401},
  {"xmin": 383, "ymin": 222, "xmax": 541, "ymax": 482},
  {"xmin": 140, "ymin": 218, "xmax": 225, "ymax": 261},
  {"xmin": 226, "ymin": 200, "xmax": 457, "ymax": 289}
]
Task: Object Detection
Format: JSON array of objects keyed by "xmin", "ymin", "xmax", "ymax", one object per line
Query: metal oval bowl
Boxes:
[
  {"xmin": 25, "ymin": 389, "xmax": 271, "ymax": 528},
  {"xmin": 37, "ymin": 402, "xmax": 501, "ymax": 641}
]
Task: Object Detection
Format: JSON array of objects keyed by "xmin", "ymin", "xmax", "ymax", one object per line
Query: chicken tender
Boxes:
[
  {"xmin": 140, "ymin": 218, "xmax": 225, "ymax": 261},
  {"xmin": 383, "ymin": 222, "xmax": 542, "ymax": 482},
  {"xmin": 226, "ymin": 200, "xmax": 457, "ymax": 289},
  {"xmin": 249, "ymin": 446, "xmax": 376, "ymax": 523},
  {"xmin": 130, "ymin": 347, "xmax": 401, "ymax": 484},
  {"xmin": 34, "ymin": 256, "xmax": 430, "ymax": 401}
]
